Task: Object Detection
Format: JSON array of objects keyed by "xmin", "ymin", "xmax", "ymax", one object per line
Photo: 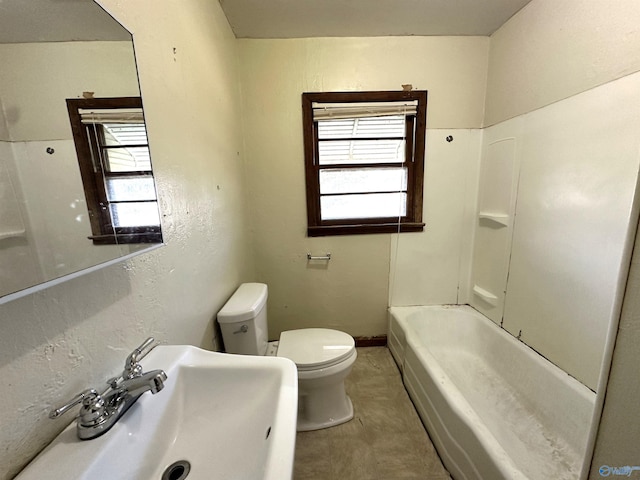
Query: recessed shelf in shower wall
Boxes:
[
  {"xmin": 478, "ymin": 212, "xmax": 510, "ymax": 227},
  {"xmin": 472, "ymin": 284, "xmax": 498, "ymax": 306},
  {"xmin": 0, "ymin": 228, "xmax": 26, "ymax": 241},
  {"xmin": 470, "ymin": 135, "xmax": 518, "ymax": 326}
]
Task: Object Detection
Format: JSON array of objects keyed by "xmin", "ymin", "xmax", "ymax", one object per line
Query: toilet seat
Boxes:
[{"xmin": 278, "ymin": 328, "xmax": 355, "ymax": 371}]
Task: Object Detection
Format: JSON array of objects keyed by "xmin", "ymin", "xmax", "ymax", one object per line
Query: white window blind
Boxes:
[
  {"xmin": 80, "ymin": 109, "xmax": 150, "ymax": 172},
  {"xmin": 311, "ymin": 101, "xmax": 418, "ymax": 120},
  {"xmin": 78, "ymin": 108, "xmax": 144, "ymax": 124},
  {"xmin": 312, "ymin": 102, "xmax": 417, "ymax": 221},
  {"xmin": 317, "ymin": 116, "xmax": 406, "ymax": 165}
]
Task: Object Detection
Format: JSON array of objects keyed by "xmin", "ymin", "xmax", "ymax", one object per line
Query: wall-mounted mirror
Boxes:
[{"xmin": 0, "ymin": 0, "xmax": 163, "ymax": 303}]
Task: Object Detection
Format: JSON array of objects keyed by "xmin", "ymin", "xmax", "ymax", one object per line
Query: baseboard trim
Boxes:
[{"xmin": 354, "ymin": 335, "xmax": 388, "ymax": 347}]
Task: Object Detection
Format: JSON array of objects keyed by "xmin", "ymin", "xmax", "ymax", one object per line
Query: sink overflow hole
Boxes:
[
  {"xmin": 266, "ymin": 426, "xmax": 272, "ymax": 439},
  {"xmin": 162, "ymin": 460, "xmax": 191, "ymax": 480}
]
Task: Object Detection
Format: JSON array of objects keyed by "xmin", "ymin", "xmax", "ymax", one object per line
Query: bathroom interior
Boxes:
[{"xmin": 1, "ymin": 0, "xmax": 640, "ymax": 479}]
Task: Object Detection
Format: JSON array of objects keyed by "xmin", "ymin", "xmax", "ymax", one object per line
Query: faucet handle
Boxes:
[
  {"xmin": 49, "ymin": 388, "xmax": 100, "ymax": 419},
  {"xmin": 123, "ymin": 337, "xmax": 157, "ymax": 379},
  {"xmin": 106, "ymin": 376, "xmax": 121, "ymax": 389}
]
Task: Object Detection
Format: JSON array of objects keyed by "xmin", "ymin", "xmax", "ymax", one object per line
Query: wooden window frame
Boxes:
[
  {"xmin": 67, "ymin": 97, "xmax": 162, "ymax": 245},
  {"xmin": 302, "ymin": 90, "xmax": 427, "ymax": 237}
]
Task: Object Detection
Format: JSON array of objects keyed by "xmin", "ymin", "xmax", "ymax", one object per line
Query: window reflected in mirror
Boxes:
[{"xmin": 67, "ymin": 97, "xmax": 162, "ymax": 245}]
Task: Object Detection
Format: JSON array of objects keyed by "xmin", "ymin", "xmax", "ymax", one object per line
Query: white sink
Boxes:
[{"xmin": 16, "ymin": 345, "xmax": 298, "ymax": 480}]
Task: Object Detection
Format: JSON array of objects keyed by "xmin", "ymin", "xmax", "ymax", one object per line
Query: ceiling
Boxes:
[
  {"xmin": 218, "ymin": 0, "xmax": 533, "ymax": 38},
  {"xmin": 0, "ymin": 0, "xmax": 533, "ymax": 44}
]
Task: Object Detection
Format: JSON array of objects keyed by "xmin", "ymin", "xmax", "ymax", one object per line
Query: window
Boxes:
[
  {"xmin": 302, "ymin": 91, "xmax": 427, "ymax": 236},
  {"xmin": 67, "ymin": 97, "xmax": 162, "ymax": 244}
]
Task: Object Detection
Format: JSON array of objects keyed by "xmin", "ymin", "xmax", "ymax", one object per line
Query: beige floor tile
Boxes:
[{"xmin": 293, "ymin": 347, "xmax": 451, "ymax": 480}]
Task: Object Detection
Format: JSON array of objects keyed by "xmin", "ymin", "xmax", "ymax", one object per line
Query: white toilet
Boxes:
[{"xmin": 217, "ymin": 282, "xmax": 357, "ymax": 431}]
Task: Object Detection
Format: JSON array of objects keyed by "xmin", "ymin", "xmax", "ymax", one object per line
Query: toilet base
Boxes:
[
  {"xmin": 294, "ymin": 350, "xmax": 357, "ymax": 432},
  {"xmin": 297, "ymin": 395, "xmax": 354, "ymax": 432}
]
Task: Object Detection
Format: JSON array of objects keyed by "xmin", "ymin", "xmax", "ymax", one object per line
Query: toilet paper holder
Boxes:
[{"xmin": 307, "ymin": 253, "xmax": 331, "ymax": 261}]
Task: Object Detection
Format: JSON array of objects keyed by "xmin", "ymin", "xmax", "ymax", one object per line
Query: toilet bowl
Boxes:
[
  {"xmin": 217, "ymin": 283, "xmax": 356, "ymax": 431},
  {"xmin": 278, "ymin": 328, "xmax": 356, "ymax": 431}
]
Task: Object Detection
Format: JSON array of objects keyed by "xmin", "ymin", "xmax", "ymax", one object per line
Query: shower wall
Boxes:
[
  {"xmin": 473, "ymin": 0, "xmax": 640, "ymax": 393},
  {"xmin": 389, "ymin": 129, "xmax": 480, "ymax": 306},
  {"xmin": 387, "ymin": 0, "xmax": 640, "ymax": 392},
  {"xmin": 0, "ymin": 141, "xmax": 41, "ymax": 292},
  {"xmin": 470, "ymin": 73, "xmax": 640, "ymax": 390}
]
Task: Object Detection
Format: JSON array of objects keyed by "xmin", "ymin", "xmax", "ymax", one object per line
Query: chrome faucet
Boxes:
[
  {"xmin": 49, "ymin": 337, "xmax": 167, "ymax": 440},
  {"xmin": 114, "ymin": 370, "xmax": 167, "ymax": 397}
]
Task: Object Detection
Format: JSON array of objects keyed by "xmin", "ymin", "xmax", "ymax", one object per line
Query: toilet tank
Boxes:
[{"xmin": 217, "ymin": 283, "xmax": 269, "ymax": 355}]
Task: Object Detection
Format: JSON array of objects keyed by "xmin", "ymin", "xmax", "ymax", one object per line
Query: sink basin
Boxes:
[{"xmin": 16, "ymin": 345, "xmax": 298, "ymax": 480}]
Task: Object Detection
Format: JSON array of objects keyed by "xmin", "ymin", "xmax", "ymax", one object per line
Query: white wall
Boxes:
[
  {"xmin": 485, "ymin": 0, "xmax": 640, "ymax": 126},
  {"xmin": 0, "ymin": 0, "xmax": 254, "ymax": 478},
  {"xmin": 238, "ymin": 37, "xmax": 489, "ymax": 338}
]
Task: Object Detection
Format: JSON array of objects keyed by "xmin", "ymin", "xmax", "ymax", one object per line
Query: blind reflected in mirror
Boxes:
[{"xmin": 68, "ymin": 98, "xmax": 162, "ymax": 245}]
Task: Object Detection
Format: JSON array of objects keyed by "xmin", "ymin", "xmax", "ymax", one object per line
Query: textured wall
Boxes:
[
  {"xmin": 0, "ymin": 0, "xmax": 254, "ymax": 478},
  {"xmin": 238, "ymin": 37, "xmax": 489, "ymax": 338},
  {"xmin": 485, "ymin": 0, "xmax": 640, "ymax": 126}
]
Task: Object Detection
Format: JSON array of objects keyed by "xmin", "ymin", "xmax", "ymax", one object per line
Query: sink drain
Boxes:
[{"xmin": 162, "ymin": 460, "xmax": 191, "ymax": 480}]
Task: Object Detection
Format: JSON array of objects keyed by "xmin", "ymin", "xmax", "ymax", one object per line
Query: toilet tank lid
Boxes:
[{"xmin": 217, "ymin": 283, "xmax": 268, "ymax": 323}]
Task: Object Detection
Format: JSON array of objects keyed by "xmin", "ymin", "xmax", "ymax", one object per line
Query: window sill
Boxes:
[
  {"xmin": 89, "ymin": 232, "xmax": 163, "ymax": 245},
  {"xmin": 307, "ymin": 222, "xmax": 424, "ymax": 237}
]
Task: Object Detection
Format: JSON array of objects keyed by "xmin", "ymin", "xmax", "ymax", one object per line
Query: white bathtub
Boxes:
[{"xmin": 388, "ymin": 305, "xmax": 595, "ymax": 480}]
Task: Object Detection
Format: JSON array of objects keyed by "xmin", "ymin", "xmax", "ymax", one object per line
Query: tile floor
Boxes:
[{"xmin": 293, "ymin": 347, "xmax": 452, "ymax": 480}]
